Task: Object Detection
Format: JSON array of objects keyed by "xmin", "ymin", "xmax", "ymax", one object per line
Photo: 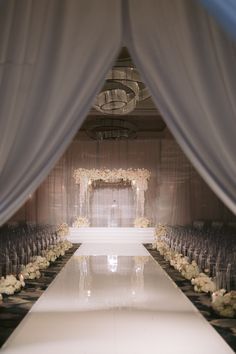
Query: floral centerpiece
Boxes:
[
  {"xmin": 211, "ymin": 289, "xmax": 236, "ymax": 318},
  {"xmin": 156, "ymin": 223, "xmax": 167, "ymax": 238},
  {"xmin": 21, "ymin": 262, "xmax": 41, "ymax": 280},
  {"xmin": 191, "ymin": 273, "xmax": 216, "ymax": 293},
  {"xmin": 153, "ymin": 223, "xmax": 167, "ymax": 249},
  {"xmin": 57, "ymin": 222, "xmax": 69, "ymax": 237},
  {"xmin": 0, "ymin": 275, "xmax": 25, "ymax": 295},
  {"xmin": 43, "ymin": 240, "xmax": 72, "ymax": 262},
  {"xmin": 155, "ymin": 236, "xmax": 199, "ymax": 280},
  {"xmin": 0, "ymin": 240, "xmax": 73, "ymax": 298},
  {"xmin": 73, "ymin": 216, "xmax": 90, "ymax": 228},
  {"xmin": 31, "ymin": 256, "xmax": 50, "ymax": 270},
  {"xmin": 179, "ymin": 260, "xmax": 199, "ymax": 280},
  {"xmin": 134, "ymin": 217, "xmax": 150, "ymax": 228}
]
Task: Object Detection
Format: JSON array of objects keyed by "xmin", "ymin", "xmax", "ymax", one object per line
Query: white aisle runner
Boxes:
[{"xmin": 2, "ymin": 243, "xmax": 234, "ymax": 354}]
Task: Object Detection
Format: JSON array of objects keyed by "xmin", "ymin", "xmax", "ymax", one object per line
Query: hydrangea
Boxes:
[
  {"xmin": 212, "ymin": 289, "xmax": 236, "ymax": 318},
  {"xmin": 191, "ymin": 273, "xmax": 216, "ymax": 293}
]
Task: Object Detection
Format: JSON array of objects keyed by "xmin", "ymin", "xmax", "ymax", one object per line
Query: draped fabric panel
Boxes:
[
  {"xmin": 1, "ymin": 0, "xmax": 236, "ymax": 227},
  {"xmin": 12, "ymin": 139, "xmax": 235, "ymax": 227},
  {"xmin": 0, "ymin": 0, "xmax": 121, "ymax": 225},
  {"xmin": 126, "ymin": 0, "xmax": 236, "ymax": 215},
  {"xmin": 200, "ymin": 0, "xmax": 236, "ymax": 38}
]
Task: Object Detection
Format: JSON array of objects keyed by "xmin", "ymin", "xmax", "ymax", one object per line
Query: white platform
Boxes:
[
  {"xmin": 67, "ymin": 227, "xmax": 155, "ymax": 243},
  {"xmin": 2, "ymin": 243, "xmax": 233, "ymax": 354}
]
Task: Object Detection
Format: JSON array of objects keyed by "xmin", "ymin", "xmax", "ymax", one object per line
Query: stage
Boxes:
[{"xmin": 67, "ymin": 227, "xmax": 155, "ymax": 244}]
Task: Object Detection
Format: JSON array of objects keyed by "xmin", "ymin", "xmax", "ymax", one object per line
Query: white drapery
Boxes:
[
  {"xmin": 125, "ymin": 0, "xmax": 236, "ymax": 215},
  {"xmin": 0, "ymin": 0, "xmax": 121, "ymax": 225},
  {"xmin": 1, "ymin": 0, "xmax": 236, "ymax": 225},
  {"xmin": 200, "ymin": 0, "xmax": 236, "ymax": 39}
]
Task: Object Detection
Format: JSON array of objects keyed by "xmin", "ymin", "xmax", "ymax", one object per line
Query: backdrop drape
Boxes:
[
  {"xmin": 0, "ymin": 0, "xmax": 121, "ymax": 225},
  {"xmin": 126, "ymin": 0, "xmax": 236, "ymax": 215},
  {"xmin": 12, "ymin": 138, "xmax": 235, "ymax": 227}
]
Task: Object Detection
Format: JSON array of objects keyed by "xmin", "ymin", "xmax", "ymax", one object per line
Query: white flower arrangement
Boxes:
[
  {"xmin": 61, "ymin": 239, "xmax": 73, "ymax": 251},
  {"xmin": 31, "ymin": 256, "xmax": 50, "ymax": 270},
  {"xmin": 153, "ymin": 224, "xmax": 167, "ymax": 249},
  {"xmin": 0, "ymin": 240, "xmax": 73, "ymax": 297},
  {"xmin": 57, "ymin": 222, "xmax": 69, "ymax": 237},
  {"xmin": 73, "ymin": 168, "xmax": 151, "ymax": 191},
  {"xmin": 43, "ymin": 240, "xmax": 73, "ymax": 262},
  {"xmin": 156, "ymin": 223, "xmax": 167, "ymax": 238},
  {"xmin": 155, "ymin": 238, "xmax": 199, "ymax": 280},
  {"xmin": 211, "ymin": 289, "xmax": 236, "ymax": 318},
  {"xmin": 180, "ymin": 260, "xmax": 200, "ymax": 280},
  {"xmin": 21, "ymin": 262, "xmax": 41, "ymax": 280},
  {"xmin": 191, "ymin": 273, "xmax": 216, "ymax": 293},
  {"xmin": 134, "ymin": 217, "xmax": 150, "ymax": 228},
  {"xmin": 72, "ymin": 216, "xmax": 90, "ymax": 228},
  {"xmin": 44, "ymin": 248, "xmax": 57, "ymax": 262},
  {"xmin": 0, "ymin": 274, "xmax": 25, "ymax": 295}
]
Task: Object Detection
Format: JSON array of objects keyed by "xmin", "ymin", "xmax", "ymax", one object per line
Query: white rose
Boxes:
[{"xmin": 4, "ymin": 286, "xmax": 15, "ymax": 295}]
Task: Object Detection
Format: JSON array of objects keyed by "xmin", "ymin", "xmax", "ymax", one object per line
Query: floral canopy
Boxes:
[{"xmin": 73, "ymin": 168, "xmax": 151, "ymax": 222}]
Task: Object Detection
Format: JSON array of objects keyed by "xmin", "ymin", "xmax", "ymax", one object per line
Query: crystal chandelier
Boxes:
[
  {"xmin": 86, "ymin": 118, "xmax": 137, "ymax": 140},
  {"xmin": 94, "ymin": 67, "xmax": 150, "ymax": 115}
]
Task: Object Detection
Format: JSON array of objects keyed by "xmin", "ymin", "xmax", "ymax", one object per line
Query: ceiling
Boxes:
[{"xmin": 75, "ymin": 47, "xmax": 169, "ymax": 140}]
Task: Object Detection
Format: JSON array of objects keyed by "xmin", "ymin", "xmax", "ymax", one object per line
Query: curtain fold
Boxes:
[
  {"xmin": 199, "ymin": 0, "xmax": 236, "ymax": 39},
  {"xmin": 125, "ymin": 0, "xmax": 236, "ymax": 214},
  {"xmin": 0, "ymin": 0, "xmax": 122, "ymax": 225},
  {"xmin": 1, "ymin": 0, "xmax": 236, "ymax": 225}
]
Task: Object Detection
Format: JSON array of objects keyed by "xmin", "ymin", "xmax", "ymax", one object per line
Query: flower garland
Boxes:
[
  {"xmin": 134, "ymin": 217, "xmax": 150, "ymax": 228},
  {"xmin": 156, "ymin": 223, "xmax": 167, "ymax": 238},
  {"xmin": 153, "ymin": 223, "xmax": 167, "ymax": 249},
  {"xmin": 153, "ymin": 225, "xmax": 236, "ymax": 318},
  {"xmin": 191, "ymin": 273, "xmax": 216, "ymax": 293},
  {"xmin": 21, "ymin": 262, "xmax": 41, "ymax": 280},
  {"xmin": 43, "ymin": 240, "xmax": 73, "ymax": 262},
  {"xmin": 73, "ymin": 168, "xmax": 151, "ymax": 191},
  {"xmin": 72, "ymin": 216, "xmax": 90, "ymax": 228},
  {"xmin": 155, "ymin": 235, "xmax": 200, "ymax": 280},
  {"xmin": 0, "ymin": 275, "xmax": 25, "ymax": 295},
  {"xmin": 0, "ymin": 240, "xmax": 73, "ymax": 297},
  {"xmin": 211, "ymin": 289, "xmax": 236, "ymax": 318},
  {"xmin": 31, "ymin": 255, "xmax": 50, "ymax": 270}
]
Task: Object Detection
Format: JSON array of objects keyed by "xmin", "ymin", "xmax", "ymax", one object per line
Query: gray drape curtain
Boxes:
[
  {"xmin": 126, "ymin": 0, "xmax": 236, "ymax": 214},
  {"xmin": 1, "ymin": 0, "xmax": 236, "ymax": 225},
  {"xmin": 0, "ymin": 0, "xmax": 121, "ymax": 225},
  {"xmin": 200, "ymin": 0, "xmax": 236, "ymax": 39}
]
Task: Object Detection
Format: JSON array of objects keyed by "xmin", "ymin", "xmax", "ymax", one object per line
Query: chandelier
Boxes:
[
  {"xmin": 86, "ymin": 118, "xmax": 137, "ymax": 140},
  {"xmin": 93, "ymin": 67, "xmax": 150, "ymax": 115}
]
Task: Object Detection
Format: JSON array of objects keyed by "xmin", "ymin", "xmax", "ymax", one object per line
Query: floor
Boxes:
[
  {"xmin": 0, "ymin": 245, "xmax": 79, "ymax": 347},
  {"xmin": 1, "ymin": 243, "xmax": 234, "ymax": 354},
  {"xmin": 146, "ymin": 245, "xmax": 236, "ymax": 352}
]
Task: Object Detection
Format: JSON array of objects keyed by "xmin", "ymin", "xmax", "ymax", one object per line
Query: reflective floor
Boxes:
[{"xmin": 2, "ymin": 243, "xmax": 234, "ymax": 354}]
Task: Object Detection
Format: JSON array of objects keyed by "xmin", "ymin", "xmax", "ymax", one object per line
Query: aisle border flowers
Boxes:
[
  {"xmin": 153, "ymin": 224, "xmax": 235, "ymax": 318},
  {"xmin": 0, "ymin": 239, "xmax": 73, "ymax": 297}
]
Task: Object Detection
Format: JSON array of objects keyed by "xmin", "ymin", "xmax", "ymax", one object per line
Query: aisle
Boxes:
[{"xmin": 2, "ymin": 244, "xmax": 233, "ymax": 354}]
